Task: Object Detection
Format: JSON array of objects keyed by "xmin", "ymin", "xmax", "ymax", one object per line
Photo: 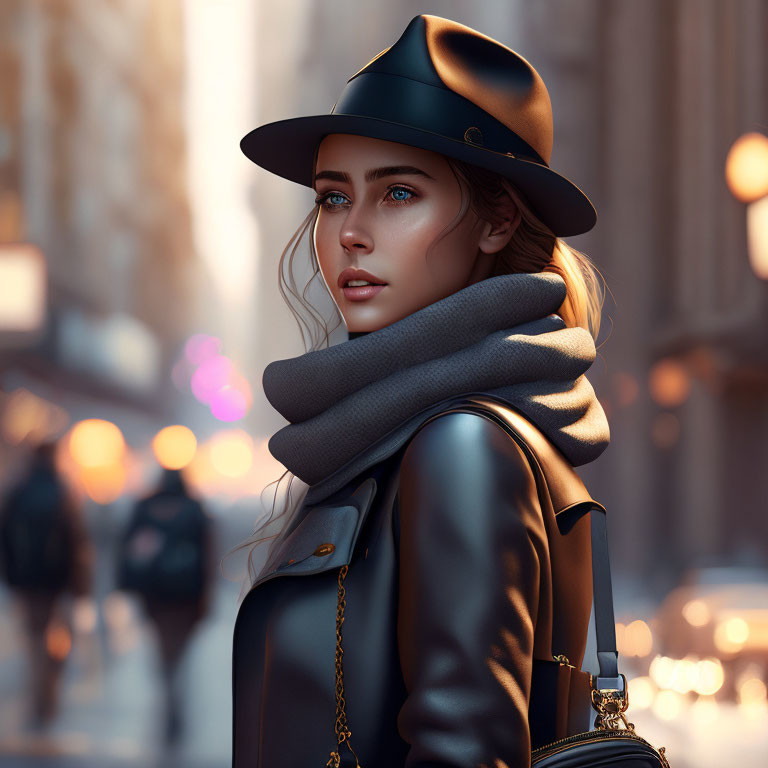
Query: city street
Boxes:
[{"xmin": 0, "ymin": 544, "xmax": 242, "ymax": 767}]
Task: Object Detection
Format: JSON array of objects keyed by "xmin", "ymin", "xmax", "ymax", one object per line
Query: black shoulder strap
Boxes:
[{"xmin": 414, "ymin": 399, "xmax": 623, "ymax": 689}]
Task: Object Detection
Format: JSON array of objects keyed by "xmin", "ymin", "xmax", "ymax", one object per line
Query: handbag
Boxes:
[
  {"xmin": 528, "ymin": 500, "xmax": 671, "ymax": 767},
  {"xmin": 323, "ymin": 401, "xmax": 672, "ymax": 768}
]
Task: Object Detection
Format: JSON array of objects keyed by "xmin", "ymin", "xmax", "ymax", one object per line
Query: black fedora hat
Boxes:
[{"xmin": 240, "ymin": 14, "xmax": 596, "ymax": 237}]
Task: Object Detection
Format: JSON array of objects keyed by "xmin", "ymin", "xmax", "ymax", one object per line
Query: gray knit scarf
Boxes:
[{"xmin": 263, "ymin": 271, "xmax": 610, "ymax": 506}]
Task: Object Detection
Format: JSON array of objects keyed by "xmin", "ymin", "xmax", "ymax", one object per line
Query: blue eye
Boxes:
[
  {"xmin": 315, "ymin": 192, "xmax": 349, "ymax": 208},
  {"xmin": 389, "ymin": 187, "xmax": 413, "ymax": 202}
]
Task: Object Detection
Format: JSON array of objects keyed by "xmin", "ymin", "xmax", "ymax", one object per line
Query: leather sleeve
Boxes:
[{"xmin": 395, "ymin": 411, "xmax": 545, "ymax": 768}]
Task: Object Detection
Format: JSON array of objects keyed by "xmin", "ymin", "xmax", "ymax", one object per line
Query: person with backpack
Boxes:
[
  {"xmin": 117, "ymin": 466, "xmax": 214, "ymax": 748},
  {"xmin": 0, "ymin": 441, "xmax": 92, "ymax": 729}
]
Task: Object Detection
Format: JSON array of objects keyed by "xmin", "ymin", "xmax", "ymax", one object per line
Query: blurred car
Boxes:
[{"xmin": 648, "ymin": 566, "xmax": 768, "ymax": 700}]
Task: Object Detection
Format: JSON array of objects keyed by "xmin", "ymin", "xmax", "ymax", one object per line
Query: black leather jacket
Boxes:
[{"xmin": 232, "ymin": 396, "xmax": 604, "ymax": 767}]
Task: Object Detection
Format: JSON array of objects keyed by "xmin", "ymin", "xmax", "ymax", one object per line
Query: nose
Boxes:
[{"xmin": 339, "ymin": 206, "xmax": 373, "ymax": 254}]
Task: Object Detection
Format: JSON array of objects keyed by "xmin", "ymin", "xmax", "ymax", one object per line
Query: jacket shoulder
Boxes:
[
  {"xmin": 399, "ymin": 409, "xmax": 540, "ymax": 522},
  {"xmin": 402, "ymin": 409, "xmax": 535, "ymax": 485},
  {"xmin": 404, "ymin": 396, "xmax": 604, "ymax": 532}
]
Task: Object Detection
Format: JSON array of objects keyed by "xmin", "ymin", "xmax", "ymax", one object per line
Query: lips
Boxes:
[
  {"xmin": 342, "ymin": 284, "xmax": 385, "ymax": 302},
  {"xmin": 337, "ymin": 267, "xmax": 388, "ymax": 289}
]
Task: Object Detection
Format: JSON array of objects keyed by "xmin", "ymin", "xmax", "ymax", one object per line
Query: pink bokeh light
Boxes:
[
  {"xmin": 190, "ymin": 355, "xmax": 235, "ymax": 404},
  {"xmin": 185, "ymin": 334, "xmax": 222, "ymax": 366},
  {"xmin": 210, "ymin": 385, "xmax": 248, "ymax": 422}
]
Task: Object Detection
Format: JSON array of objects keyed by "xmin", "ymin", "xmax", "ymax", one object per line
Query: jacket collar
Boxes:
[
  {"xmin": 250, "ymin": 396, "xmax": 605, "ymax": 591},
  {"xmin": 251, "ymin": 477, "xmax": 377, "ymax": 589}
]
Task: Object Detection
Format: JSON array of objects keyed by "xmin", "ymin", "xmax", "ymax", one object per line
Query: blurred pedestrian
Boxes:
[
  {"xmin": 0, "ymin": 441, "xmax": 92, "ymax": 729},
  {"xmin": 117, "ymin": 467, "xmax": 214, "ymax": 748}
]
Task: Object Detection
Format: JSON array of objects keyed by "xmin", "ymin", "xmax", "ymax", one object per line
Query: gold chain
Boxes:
[{"xmin": 325, "ymin": 564, "xmax": 363, "ymax": 768}]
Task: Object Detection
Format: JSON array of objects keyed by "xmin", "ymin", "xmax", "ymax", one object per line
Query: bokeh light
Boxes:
[
  {"xmin": 190, "ymin": 354, "xmax": 235, "ymax": 404},
  {"xmin": 152, "ymin": 425, "xmax": 197, "ymax": 469},
  {"xmin": 690, "ymin": 694, "xmax": 719, "ymax": 725},
  {"xmin": 649, "ymin": 358, "xmax": 691, "ymax": 408},
  {"xmin": 714, "ymin": 616, "xmax": 750, "ymax": 654},
  {"xmin": 649, "ymin": 655, "xmax": 675, "ymax": 689},
  {"xmin": 738, "ymin": 677, "xmax": 767, "ymax": 707},
  {"xmin": 669, "ymin": 655, "xmax": 700, "ymax": 694},
  {"xmin": 79, "ymin": 461, "xmax": 128, "ymax": 505},
  {"xmin": 725, "ymin": 131, "xmax": 768, "ymax": 203},
  {"xmin": 623, "ymin": 619, "xmax": 654, "ymax": 657},
  {"xmin": 627, "ymin": 676, "xmax": 655, "ymax": 709},
  {"xmin": 683, "ymin": 599, "xmax": 711, "ymax": 627},
  {"xmin": 209, "ymin": 429, "xmax": 254, "ymax": 478},
  {"xmin": 694, "ymin": 658, "xmax": 724, "ymax": 696},
  {"xmin": 68, "ymin": 419, "xmax": 126, "ymax": 468},
  {"xmin": 185, "ymin": 333, "xmax": 221, "ymax": 365},
  {"xmin": 747, "ymin": 194, "xmax": 768, "ymax": 280},
  {"xmin": 652, "ymin": 689, "xmax": 684, "ymax": 721},
  {"xmin": 45, "ymin": 622, "xmax": 72, "ymax": 661},
  {"xmin": 1, "ymin": 388, "xmax": 69, "ymax": 445},
  {"xmin": 210, "ymin": 384, "xmax": 248, "ymax": 421}
]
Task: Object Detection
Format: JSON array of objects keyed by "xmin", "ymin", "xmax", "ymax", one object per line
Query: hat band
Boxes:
[{"xmin": 331, "ymin": 71, "xmax": 547, "ymax": 167}]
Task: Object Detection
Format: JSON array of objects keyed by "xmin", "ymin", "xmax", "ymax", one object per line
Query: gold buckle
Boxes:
[{"xmin": 589, "ymin": 673, "xmax": 634, "ymax": 731}]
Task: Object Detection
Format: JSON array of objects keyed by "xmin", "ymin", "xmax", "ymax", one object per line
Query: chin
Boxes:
[{"xmin": 341, "ymin": 306, "xmax": 393, "ymax": 334}]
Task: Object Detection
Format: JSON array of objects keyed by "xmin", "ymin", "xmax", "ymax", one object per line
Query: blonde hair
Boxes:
[
  {"xmin": 232, "ymin": 156, "xmax": 609, "ymax": 589},
  {"xmin": 445, "ymin": 158, "xmax": 606, "ymax": 342}
]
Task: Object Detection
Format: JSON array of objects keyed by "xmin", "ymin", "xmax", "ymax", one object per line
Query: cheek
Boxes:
[
  {"xmin": 396, "ymin": 210, "xmax": 476, "ymax": 291},
  {"xmin": 314, "ymin": 215, "xmax": 339, "ymax": 286}
]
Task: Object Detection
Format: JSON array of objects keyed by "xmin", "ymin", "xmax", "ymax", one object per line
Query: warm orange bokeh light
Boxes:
[
  {"xmin": 725, "ymin": 131, "xmax": 768, "ymax": 203},
  {"xmin": 0, "ymin": 243, "xmax": 46, "ymax": 332},
  {"xmin": 694, "ymin": 658, "xmax": 724, "ymax": 696},
  {"xmin": 738, "ymin": 677, "xmax": 767, "ymax": 707},
  {"xmin": 46, "ymin": 622, "xmax": 72, "ymax": 661},
  {"xmin": 649, "ymin": 358, "xmax": 691, "ymax": 408},
  {"xmin": 714, "ymin": 616, "xmax": 749, "ymax": 654},
  {"xmin": 79, "ymin": 461, "xmax": 128, "ymax": 505},
  {"xmin": 747, "ymin": 194, "xmax": 768, "ymax": 280},
  {"xmin": 209, "ymin": 429, "xmax": 254, "ymax": 478},
  {"xmin": 623, "ymin": 619, "xmax": 654, "ymax": 657},
  {"xmin": 152, "ymin": 425, "xmax": 198, "ymax": 469},
  {"xmin": 1, "ymin": 388, "xmax": 69, "ymax": 445},
  {"xmin": 68, "ymin": 419, "xmax": 126, "ymax": 468},
  {"xmin": 682, "ymin": 599, "xmax": 711, "ymax": 627}
]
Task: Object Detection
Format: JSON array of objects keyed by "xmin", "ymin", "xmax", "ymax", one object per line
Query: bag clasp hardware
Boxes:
[{"xmin": 590, "ymin": 672, "xmax": 634, "ymax": 732}]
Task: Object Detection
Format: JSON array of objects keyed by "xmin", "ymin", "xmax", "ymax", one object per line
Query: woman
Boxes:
[{"xmin": 233, "ymin": 14, "xmax": 611, "ymax": 768}]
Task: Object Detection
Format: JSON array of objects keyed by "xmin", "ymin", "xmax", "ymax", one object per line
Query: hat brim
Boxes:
[{"xmin": 240, "ymin": 114, "xmax": 596, "ymax": 237}]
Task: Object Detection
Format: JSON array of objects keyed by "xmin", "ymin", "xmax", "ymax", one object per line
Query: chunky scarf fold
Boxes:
[{"xmin": 263, "ymin": 271, "xmax": 610, "ymax": 505}]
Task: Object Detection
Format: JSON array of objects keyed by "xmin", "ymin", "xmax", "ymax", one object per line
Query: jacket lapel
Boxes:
[{"xmin": 250, "ymin": 477, "xmax": 377, "ymax": 590}]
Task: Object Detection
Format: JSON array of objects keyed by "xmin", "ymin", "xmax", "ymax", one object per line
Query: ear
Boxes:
[
  {"xmin": 477, "ymin": 206, "xmax": 521, "ymax": 254},
  {"xmin": 477, "ymin": 206, "xmax": 521, "ymax": 253}
]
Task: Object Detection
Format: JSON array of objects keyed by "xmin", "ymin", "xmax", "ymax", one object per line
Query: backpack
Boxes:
[
  {"xmin": 117, "ymin": 492, "xmax": 208, "ymax": 601},
  {"xmin": 0, "ymin": 477, "xmax": 75, "ymax": 591}
]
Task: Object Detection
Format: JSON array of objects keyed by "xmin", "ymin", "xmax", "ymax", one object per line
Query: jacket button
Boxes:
[{"xmin": 314, "ymin": 543, "xmax": 335, "ymax": 557}]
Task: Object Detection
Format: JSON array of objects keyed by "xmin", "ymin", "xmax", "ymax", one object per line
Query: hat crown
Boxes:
[
  {"xmin": 239, "ymin": 14, "xmax": 597, "ymax": 236},
  {"xmin": 349, "ymin": 15, "xmax": 553, "ymax": 165}
]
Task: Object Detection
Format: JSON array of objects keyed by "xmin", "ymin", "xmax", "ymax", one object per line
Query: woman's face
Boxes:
[{"xmin": 313, "ymin": 134, "xmax": 516, "ymax": 332}]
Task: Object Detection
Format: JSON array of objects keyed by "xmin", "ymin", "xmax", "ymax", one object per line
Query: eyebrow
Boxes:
[{"xmin": 314, "ymin": 165, "xmax": 436, "ymax": 185}]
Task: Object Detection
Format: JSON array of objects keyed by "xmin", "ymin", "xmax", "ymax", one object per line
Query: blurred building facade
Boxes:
[
  {"xmin": 249, "ymin": 0, "xmax": 768, "ymax": 597},
  {"xmin": 0, "ymin": 0, "xmax": 198, "ymax": 467},
  {"xmin": 532, "ymin": 0, "xmax": 768, "ymax": 590}
]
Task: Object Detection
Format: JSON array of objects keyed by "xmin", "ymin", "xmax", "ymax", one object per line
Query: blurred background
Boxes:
[{"xmin": 0, "ymin": 1, "xmax": 767, "ymax": 766}]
